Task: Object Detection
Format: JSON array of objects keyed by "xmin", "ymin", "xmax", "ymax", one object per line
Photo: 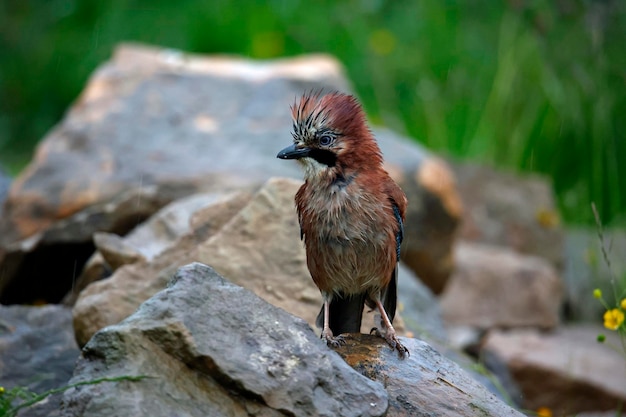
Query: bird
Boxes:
[{"xmin": 277, "ymin": 91, "xmax": 409, "ymax": 356}]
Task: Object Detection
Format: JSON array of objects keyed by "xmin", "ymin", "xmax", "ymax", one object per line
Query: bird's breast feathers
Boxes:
[
  {"xmin": 301, "ymin": 179, "xmax": 380, "ymax": 240},
  {"xmin": 296, "ymin": 178, "xmax": 397, "ymax": 294}
]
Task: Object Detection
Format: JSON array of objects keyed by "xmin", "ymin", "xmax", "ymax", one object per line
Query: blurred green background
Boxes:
[{"xmin": 1, "ymin": 0, "xmax": 624, "ymax": 226}]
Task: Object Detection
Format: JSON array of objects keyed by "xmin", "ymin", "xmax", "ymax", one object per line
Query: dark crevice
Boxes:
[{"xmin": 0, "ymin": 241, "xmax": 96, "ymax": 304}]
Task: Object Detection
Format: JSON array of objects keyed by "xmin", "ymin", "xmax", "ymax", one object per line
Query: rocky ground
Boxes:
[{"xmin": 0, "ymin": 43, "xmax": 624, "ymax": 417}]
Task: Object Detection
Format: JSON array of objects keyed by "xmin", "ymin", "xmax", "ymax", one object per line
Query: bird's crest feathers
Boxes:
[{"xmin": 290, "ymin": 91, "xmax": 383, "ymax": 169}]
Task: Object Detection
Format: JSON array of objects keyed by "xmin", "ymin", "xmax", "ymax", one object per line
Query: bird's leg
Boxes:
[
  {"xmin": 321, "ymin": 296, "xmax": 345, "ymax": 347},
  {"xmin": 373, "ymin": 297, "xmax": 409, "ymax": 357}
]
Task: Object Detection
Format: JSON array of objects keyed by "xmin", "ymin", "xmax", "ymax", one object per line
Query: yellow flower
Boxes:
[
  {"xmin": 535, "ymin": 209, "xmax": 559, "ymax": 228},
  {"xmin": 593, "ymin": 288, "xmax": 602, "ymax": 299},
  {"xmin": 536, "ymin": 407, "xmax": 553, "ymax": 417},
  {"xmin": 603, "ymin": 308, "xmax": 625, "ymax": 330},
  {"xmin": 0, "ymin": 386, "xmax": 4, "ymax": 395},
  {"xmin": 621, "ymin": 298, "xmax": 626, "ymax": 310}
]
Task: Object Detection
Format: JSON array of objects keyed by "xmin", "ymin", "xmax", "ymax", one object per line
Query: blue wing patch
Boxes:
[{"xmin": 392, "ymin": 203, "xmax": 403, "ymax": 262}]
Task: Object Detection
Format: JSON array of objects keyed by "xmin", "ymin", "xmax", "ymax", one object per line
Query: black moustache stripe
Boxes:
[{"xmin": 308, "ymin": 149, "xmax": 337, "ymax": 167}]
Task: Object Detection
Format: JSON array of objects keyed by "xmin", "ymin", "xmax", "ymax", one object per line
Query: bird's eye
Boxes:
[{"xmin": 319, "ymin": 134, "xmax": 333, "ymax": 146}]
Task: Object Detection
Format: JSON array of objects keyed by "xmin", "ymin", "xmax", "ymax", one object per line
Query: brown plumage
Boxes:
[{"xmin": 277, "ymin": 92, "xmax": 409, "ymax": 356}]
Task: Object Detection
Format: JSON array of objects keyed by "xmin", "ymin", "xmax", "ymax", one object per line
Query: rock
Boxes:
[
  {"xmin": 103, "ymin": 191, "xmax": 248, "ymax": 263},
  {"xmin": 72, "ymin": 190, "xmax": 252, "ymax": 346},
  {"xmin": 0, "ymin": 305, "xmax": 80, "ymax": 417},
  {"xmin": 64, "ymin": 190, "xmax": 249, "ymax": 304},
  {"xmin": 64, "ymin": 262, "xmax": 523, "ymax": 417},
  {"xmin": 442, "ymin": 324, "xmax": 523, "ymax": 404},
  {"xmin": 0, "ymin": 185, "xmax": 186, "ymax": 304},
  {"xmin": 574, "ymin": 412, "xmax": 625, "ymax": 417},
  {"xmin": 0, "ymin": 166, "xmax": 10, "ymax": 207},
  {"xmin": 483, "ymin": 325, "xmax": 626, "ymax": 416},
  {"xmin": 0, "ymin": 43, "xmax": 461, "ymax": 304},
  {"xmin": 440, "ymin": 242, "xmax": 563, "ymax": 329},
  {"xmin": 333, "ymin": 334, "xmax": 524, "ymax": 416},
  {"xmin": 194, "ymin": 177, "xmax": 325, "ymax": 329},
  {"xmin": 469, "ymin": 346, "xmax": 524, "ymax": 407},
  {"xmin": 452, "ymin": 162, "xmax": 564, "ymax": 269},
  {"xmin": 562, "ymin": 227, "xmax": 626, "ymax": 321},
  {"xmin": 406, "ymin": 315, "xmax": 523, "ymax": 407},
  {"xmin": 396, "ymin": 262, "xmax": 447, "ymax": 342},
  {"xmin": 92, "ymin": 231, "xmax": 146, "ymax": 269},
  {"xmin": 445, "ymin": 325, "xmax": 484, "ymax": 351},
  {"xmin": 62, "ymin": 263, "xmax": 389, "ymax": 417}
]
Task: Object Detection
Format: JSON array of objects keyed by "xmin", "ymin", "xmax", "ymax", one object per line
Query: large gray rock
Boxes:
[
  {"xmin": 0, "ymin": 305, "xmax": 80, "ymax": 417},
  {"xmin": 334, "ymin": 334, "xmax": 524, "ymax": 417},
  {"xmin": 63, "ymin": 262, "xmax": 522, "ymax": 417},
  {"xmin": 440, "ymin": 242, "xmax": 563, "ymax": 329},
  {"xmin": 0, "ymin": 43, "xmax": 461, "ymax": 304},
  {"xmin": 483, "ymin": 326, "xmax": 626, "ymax": 416},
  {"xmin": 62, "ymin": 263, "xmax": 388, "ymax": 417},
  {"xmin": 452, "ymin": 162, "xmax": 564, "ymax": 269}
]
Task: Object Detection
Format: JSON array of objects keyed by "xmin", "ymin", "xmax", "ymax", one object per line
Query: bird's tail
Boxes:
[{"xmin": 316, "ymin": 292, "xmax": 366, "ymax": 335}]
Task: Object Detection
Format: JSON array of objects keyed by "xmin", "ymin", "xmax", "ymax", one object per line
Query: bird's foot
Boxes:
[
  {"xmin": 371, "ymin": 326, "xmax": 410, "ymax": 358},
  {"xmin": 386, "ymin": 332, "xmax": 410, "ymax": 357},
  {"xmin": 321, "ymin": 329, "xmax": 346, "ymax": 348}
]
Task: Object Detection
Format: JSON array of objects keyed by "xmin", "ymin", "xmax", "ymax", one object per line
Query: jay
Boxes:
[{"xmin": 277, "ymin": 92, "xmax": 409, "ymax": 356}]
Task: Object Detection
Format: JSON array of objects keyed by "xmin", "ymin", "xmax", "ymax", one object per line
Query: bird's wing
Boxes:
[
  {"xmin": 384, "ymin": 177, "xmax": 407, "ymax": 261},
  {"xmin": 381, "ymin": 200, "xmax": 403, "ymax": 324},
  {"xmin": 385, "ymin": 179, "xmax": 408, "ymax": 220},
  {"xmin": 392, "ymin": 203, "xmax": 403, "ymax": 262},
  {"xmin": 383, "ymin": 179, "xmax": 407, "ymax": 324}
]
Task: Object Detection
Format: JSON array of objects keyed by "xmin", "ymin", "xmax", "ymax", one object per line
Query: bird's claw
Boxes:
[
  {"xmin": 384, "ymin": 333, "xmax": 410, "ymax": 357},
  {"xmin": 372, "ymin": 327, "xmax": 410, "ymax": 357},
  {"xmin": 321, "ymin": 330, "xmax": 346, "ymax": 348},
  {"xmin": 387, "ymin": 335, "xmax": 410, "ymax": 357}
]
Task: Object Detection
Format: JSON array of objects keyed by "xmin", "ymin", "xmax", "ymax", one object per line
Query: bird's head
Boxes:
[{"xmin": 277, "ymin": 92, "xmax": 382, "ymax": 180}]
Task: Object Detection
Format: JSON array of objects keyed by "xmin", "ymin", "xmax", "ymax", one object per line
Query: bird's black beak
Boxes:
[{"xmin": 277, "ymin": 143, "xmax": 310, "ymax": 160}]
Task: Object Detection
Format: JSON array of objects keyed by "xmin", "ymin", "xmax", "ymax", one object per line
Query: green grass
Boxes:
[
  {"xmin": 0, "ymin": 375, "xmax": 148, "ymax": 417},
  {"xmin": 1, "ymin": 0, "xmax": 624, "ymax": 226}
]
